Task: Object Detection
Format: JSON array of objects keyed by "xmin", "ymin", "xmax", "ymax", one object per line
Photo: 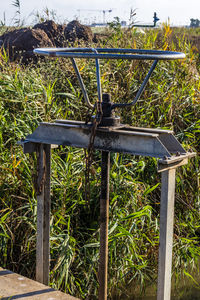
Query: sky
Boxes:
[{"xmin": 1, "ymin": 0, "xmax": 200, "ymax": 26}]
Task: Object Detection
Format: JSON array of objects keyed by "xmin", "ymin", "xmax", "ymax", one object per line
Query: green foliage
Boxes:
[
  {"xmin": 12, "ymin": 0, "xmax": 23, "ymax": 27},
  {"xmin": 33, "ymin": 7, "xmax": 59, "ymax": 24},
  {"xmin": 190, "ymin": 18, "xmax": 200, "ymax": 28},
  {"xmin": 108, "ymin": 17, "xmax": 122, "ymax": 34},
  {"xmin": 0, "ymin": 26, "xmax": 199, "ymax": 299}
]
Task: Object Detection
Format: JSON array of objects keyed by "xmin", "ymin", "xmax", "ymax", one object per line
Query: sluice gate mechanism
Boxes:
[{"xmin": 20, "ymin": 47, "xmax": 195, "ymax": 300}]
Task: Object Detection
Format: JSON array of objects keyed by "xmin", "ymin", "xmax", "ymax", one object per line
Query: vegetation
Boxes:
[
  {"xmin": 190, "ymin": 19, "xmax": 200, "ymax": 28},
  {"xmin": 0, "ymin": 23, "xmax": 199, "ymax": 299}
]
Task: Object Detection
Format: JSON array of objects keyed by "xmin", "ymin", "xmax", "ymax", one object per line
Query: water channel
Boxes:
[{"xmin": 117, "ymin": 271, "xmax": 200, "ymax": 300}]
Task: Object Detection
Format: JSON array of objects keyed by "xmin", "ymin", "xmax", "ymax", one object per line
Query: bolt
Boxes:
[{"xmin": 102, "ymin": 93, "xmax": 111, "ymax": 103}]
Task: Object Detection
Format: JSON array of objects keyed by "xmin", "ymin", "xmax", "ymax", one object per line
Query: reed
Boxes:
[{"xmin": 0, "ymin": 23, "xmax": 199, "ymax": 299}]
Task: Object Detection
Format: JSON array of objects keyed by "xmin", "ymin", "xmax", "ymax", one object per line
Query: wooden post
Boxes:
[
  {"xmin": 157, "ymin": 168, "xmax": 176, "ymax": 300},
  {"xmin": 36, "ymin": 144, "xmax": 51, "ymax": 285},
  {"xmin": 98, "ymin": 151, "xmax": 110, "ymax": 300}
]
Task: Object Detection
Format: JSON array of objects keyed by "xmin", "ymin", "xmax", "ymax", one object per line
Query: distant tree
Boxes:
[
  {"xmin": 190, "ymin": 18, "xmax": 200, "ymax": 28},
  {"xmin": 12, "ymin": 0, "xmax": 21, "ymax": 26}
]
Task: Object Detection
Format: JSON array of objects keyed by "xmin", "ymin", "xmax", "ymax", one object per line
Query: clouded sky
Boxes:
[{"xmin": 1, "ymin": 0, "xmax": 199, "ymax": 26}]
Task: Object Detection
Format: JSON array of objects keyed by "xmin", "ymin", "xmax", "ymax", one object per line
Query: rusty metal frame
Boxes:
[
  {"xmin": 22, "ymin": 47, "xmax": 192, "ymax": 300},
  {"xmin": 20, "ymin": 119, "xmax": 195, "ymax": 300},
  {"xmin": 21, "ymin": 120, "xmax": 189, "ymax": 159}
]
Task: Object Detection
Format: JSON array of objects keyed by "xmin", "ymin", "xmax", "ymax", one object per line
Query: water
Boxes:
[
  {"xmin": 117, "ymin": 286, "xmax": 200, "ymax": 300},
  {"xmin": 116, "ymin": 273, "xmax": 200, "ymax": 300}
]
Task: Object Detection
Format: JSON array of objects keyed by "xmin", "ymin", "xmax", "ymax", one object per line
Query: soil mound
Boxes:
[
  {"xmin": 0, "ymin": 20, "xmax": 96, "ymax": 63},
  {"xmin": 64, "ymin": 20, "xmax": 94, "ymax": 42},
  {"xmin": 33, "ymin": 20, "xmax": 65, "ymax": 47},
  {"xmin": 2, "ymin": 27, "xmax": 53, "ymax": 51},
  {"xmin": 1, "ymin": 27, "xmax": 53, "ymax": 62}
]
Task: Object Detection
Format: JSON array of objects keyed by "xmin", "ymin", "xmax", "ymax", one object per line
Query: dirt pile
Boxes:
[
  {"xmin": 33, "ymin": 20, "xmax": 65, "ymax": 47},
  {"xmin": 64, "ymin": 20, "xmax": 94, "ymax": 42},
  {"xmin": 0, "ymin": 20, "xmax": 95, "ymax": 63},
  {"xmin": 1, "ymin": 27, "xmax": 53, "ymax": 62}
]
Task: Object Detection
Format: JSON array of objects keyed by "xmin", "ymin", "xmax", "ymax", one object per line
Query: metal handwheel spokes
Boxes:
[{"xmin": 34, "ymin": 47, "xmax": 185, "ymax": 110}]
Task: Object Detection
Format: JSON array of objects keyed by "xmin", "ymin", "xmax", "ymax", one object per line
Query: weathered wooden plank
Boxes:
[
  {"xmin": 36, "ymin": 144, "xmax": 51, "ymax": 285},
  {"xmin": 0, "ymin": 268, "xmax": 79, "ymax": 300},
  {"xmin": 157, "ymin": 168, "xmax": 176, "ymax": 300},
  {"xmin": 98, "ymin": 151, "xmax": 110, "ymax": 300},
  {"xmin": 36, "ymin": 143, "xmax": 45, "ymax": 284},
  {"xmin": 43, "ymin": 144, "xmax": 51, "ymax": 285}
]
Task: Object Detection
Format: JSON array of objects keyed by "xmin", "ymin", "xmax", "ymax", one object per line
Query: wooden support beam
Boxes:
[
  {"xmin": 98, "ymin": 151, "xmax": 110, "ymax": 300},
  {"xmin": 36, "ymin": 144, "xmax": 51, "ymax": 285},
  {"xmin": 157, "ymin": 168, "xmax": 176, "ymax": 300}
]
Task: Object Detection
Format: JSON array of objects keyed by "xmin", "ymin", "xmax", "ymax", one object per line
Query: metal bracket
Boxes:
[
  {"xmin": 18, "ymin": 140, "xmax": 58, "ymax": 154},
  {"xmin": 20, "ymin": 120, "xmax": 191, "ymax": 162},
  {"xmin": 158, "ymin": 152, "xmax": 196, "ymax": 172}
]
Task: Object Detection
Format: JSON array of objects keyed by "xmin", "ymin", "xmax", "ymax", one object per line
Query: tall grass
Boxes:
[{"xmin": 0, "ymin": 24, "xmax": 199, "ymax": 299}]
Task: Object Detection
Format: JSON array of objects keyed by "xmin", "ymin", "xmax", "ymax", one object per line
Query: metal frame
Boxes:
[
  {"xmin": 21, "ymin": 120, "xmax": 188, "ymax": 159},
  {"xmin": 33, "ymin": 48, "xmax": 185, "ymax": 109},
  {"xmin": 20, "ymin": 46, "xmax": 194, "ymax": 300},
  {"xmin": 33, "ymin": 48, "xmax": 185, "ymax": 60},
  {"xmin": 20, "ymin": 120, "xmax": 195, "ymax": 300}
]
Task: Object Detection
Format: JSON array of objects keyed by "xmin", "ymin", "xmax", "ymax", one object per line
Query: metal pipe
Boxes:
[
  {"xmin": 91, "ymin": 48, "xmax": 102, "ymax": 102},
  {"xmin": 95, "ymin": 57, "xmax": 102, "ymax": 102},
  {"xmin": 34, "ymin": 48, "xmax": 185, "ymax": 60},
  {"xmin": 112, "ymin": 60, "xmax": 158, "ymax": 109},
  {"xmin": 70, "ymin": 58, "xmax": 93, "ymax": 108},
  {"xmin": 42, "ymin": 52, "xmax": 185, "ymax": 61},
  {"xmin": 70, "ymin": 49, "xmax": 102, "ymax": 107},
  {"xmin": 99, "ymin": 151, "xmax": 110, "ymax": 300}
]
